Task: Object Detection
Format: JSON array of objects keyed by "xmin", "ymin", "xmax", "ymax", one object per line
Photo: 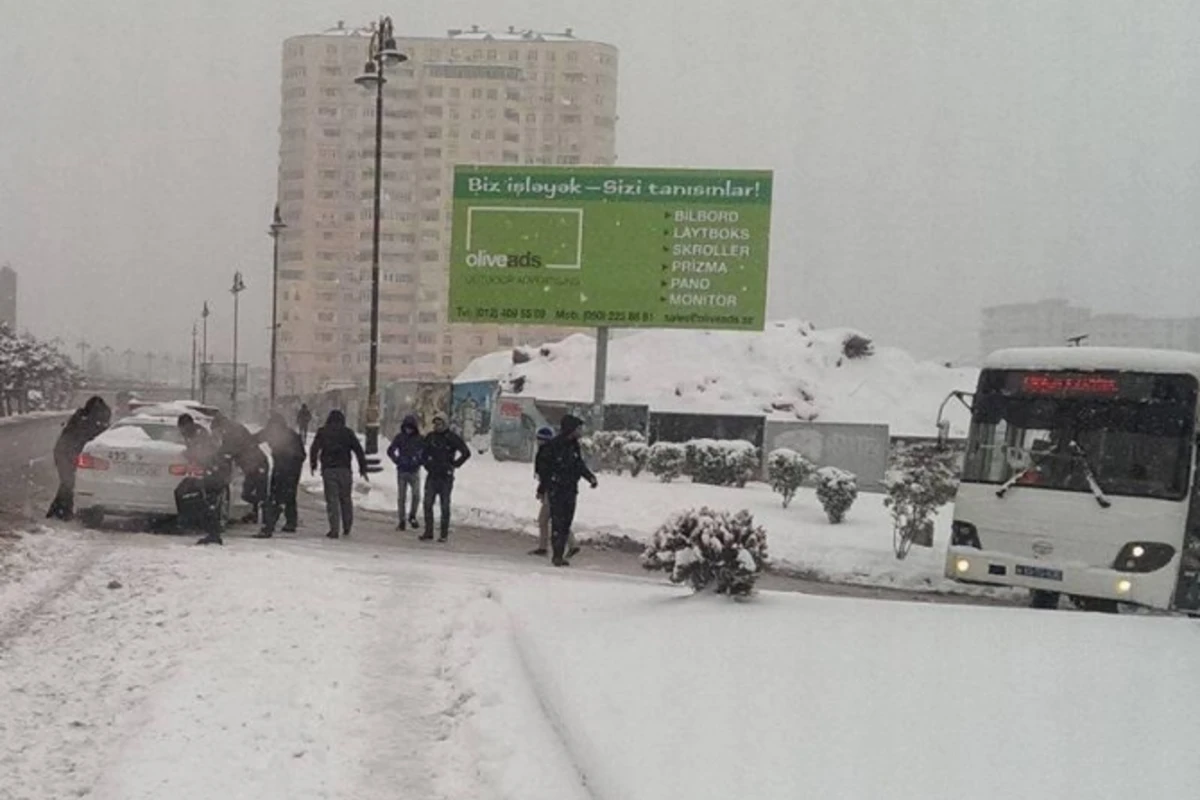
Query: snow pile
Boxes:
[
  {"xmin": 458, "ymin": 320, "xmax": 977, "ymax": 436},
  {"xmin": 502, "ymin": 578, "xmax": 1200, "ymax": 800}
]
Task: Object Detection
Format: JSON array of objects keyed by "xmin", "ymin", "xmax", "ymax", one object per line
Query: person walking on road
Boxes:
[
  {"xmin": 257, "ymin": 412, "xmax": 306, "ymax": 538},
  {"xmin": 296, "ymin": 403, "xmax": 313, "ymax": 441},
  {"xmin": 309, "ymin": 409, "xmax": 369, "ymax": 539},
  {"xmin": 419, "ymin": 413, "xmax": 470, "ymax": 542},
  {"xmin": 47, "ymin": 395, "xmax": 111, "ymax": 521},
  {"xmin": 176, "ymin": 413, "xmax": 232, "ymax": 546},
  {"xmin": 538, "ymin": 415, "xmax": 597, "ymax": 567},
  {"xmin": 530, "ymin": 425, "xmax": 577, "ymax": 557},
  {"xmin": 386, "ymin": 414, "xmax": 424, "ymax": 531}
]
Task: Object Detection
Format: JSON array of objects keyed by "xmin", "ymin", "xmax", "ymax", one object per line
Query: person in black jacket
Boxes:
[
  {"xmin": 309, "ymin": 409, "xmax": 369, "ymax": 539},
  {"xmin": 47, "ymin": 395, "xmax": 111, "ymax": 521},
  {"xmin": 212, "ymin": 412, "xmax": 271, "ymax": 525},
  {"xmin": 258, "ymin": 412, "xmax": 306, "ymax": 538},
  {"xmin": 538, "ymin": 414, "xmax": 598, "ymax": 566},
  {"xmin": 175, "ymin": 413, "xmax": 232, "ymax": 545},
  {"xmin": 296, "ymin": 403, "xmax": 313, "ymax": 441},
  {"xmin": 419, "ymin": 413, "xmax": 470, "ymax": 542}
]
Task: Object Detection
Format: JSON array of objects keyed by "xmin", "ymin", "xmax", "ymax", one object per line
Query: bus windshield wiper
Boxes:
[
  {"xmin": 1068, "ymin": 440, "xmax": 1112, "ymax": 509},
  {"xmin": 995, "ymin": 462, "xmax": 1035, "ymax": 498}
]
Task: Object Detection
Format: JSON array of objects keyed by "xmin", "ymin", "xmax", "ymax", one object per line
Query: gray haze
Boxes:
[{"xmin": 2, "ymin": 0, "xmax": 1199, "ymax": 367}]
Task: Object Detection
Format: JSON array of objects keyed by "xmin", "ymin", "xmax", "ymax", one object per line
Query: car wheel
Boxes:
[{"xmin": 79, "ymin": 508, "xmax": 104, "ymax": 529}]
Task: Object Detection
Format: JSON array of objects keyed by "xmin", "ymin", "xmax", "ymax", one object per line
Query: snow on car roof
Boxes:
[
  {"xmin": 93, "ymin": 423, "xmax": 185, "ymax": 453},
  {"xmin": 984, "ymin": 347, "xmax": 1200, "ymax": 377},
  {"xmin": 129, "ymin": 400, "xmax": 219, "ymax": 419}
]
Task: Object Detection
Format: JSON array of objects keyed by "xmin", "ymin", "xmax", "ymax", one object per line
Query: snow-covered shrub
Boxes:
[
  {"xmin": 685, "ymin": 439, "xmax": 761, "ymax": 487},
  {"xmin": 582, "ymin": 430, "xmax": 648, "ymax": 475},
  {"xmin": 842, "ymin": 333, "xmax": 874, "ymax": 360},
  {"xmin": 647, "ymin": 442, "xmax": 687, "ymax": 483},
  {"xmin": 0, "ymin": 324, "xmax": 80, "ymax": 417},
  {"xmin": 641, "ymin": 507, "xmax": 768, "ymax": 597},
  {"xmin": 767, "ymin": 448, "xmax": 815, "ymax": 508},
  {"xmin": 815, "ymin": 467, "xmax": 858, "ymax": 523},
  {"xmin": 884, "ymin": 443, "xmax": 960, "ymax": 559},
  {"xmin": 624, "ymin": 441, "xmax": 649, "ymax": 478}
]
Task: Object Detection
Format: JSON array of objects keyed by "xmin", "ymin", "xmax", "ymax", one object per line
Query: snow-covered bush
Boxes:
[
  {"xmin": 0, "ymin": 325, "xmax": 80, "ymax": 417},
  {"xmin": 685, "ymin": 439, "xmax": 761, "ymax": 487},
  {"xmin": 624, "ymin": 441, "xmax": 649, "ymax": 478},
  {"xmin": 647, "ymin": 442, "xmax": 687, "ymax": 483},
  {"xmin": 842, "ymin": 333, "xmax": 874, "ymax": 360},
  {"xmin": 767, "ymin": 448, "xmax": 815, "ymax": 508},
  {"xmin": 581, "ymin": 430, "xmax": 648, "ymax": 475},
  {"xmin": 815, "ymin": 467, "xmax": 858, "ymax": 523},
  {"xmin": 641, "ymin": 507, "xmax": 769, "ymax": 597},
  {"xmin": 884, "ymin": 443, "xmax": 960, "ymax": 559}
]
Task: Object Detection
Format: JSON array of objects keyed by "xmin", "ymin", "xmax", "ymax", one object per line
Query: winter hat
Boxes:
[
  {"xmin": 559, "ymin": 414, "xmax": 584, "ymax": 435},
  {"xmin": 536, "ymin": 426, "xmax": 555, "ymax": 442},
  {"xmin": 326, "ymin": 409, "xmax": 346, "ymax": 427}
]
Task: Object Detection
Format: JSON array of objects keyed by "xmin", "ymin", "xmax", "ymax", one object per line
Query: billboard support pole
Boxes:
[{"xmin": 593, "ymin": 327, "xmax": 608, "ymax": 431}]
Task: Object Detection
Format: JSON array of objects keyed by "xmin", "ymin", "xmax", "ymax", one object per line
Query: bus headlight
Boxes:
[
  {"xmin": 955, "ymin": 558, "xmax": 971, "ymax": 574},
  {"xmin": 1113, "ymin": 542, "xmax": 1175, "ymax": 573},
  {"xmin": 1116, "ymin": 579, "xmax": 1133, "ymax": 595}
]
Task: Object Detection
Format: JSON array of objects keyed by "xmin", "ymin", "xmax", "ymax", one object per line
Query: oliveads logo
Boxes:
[
  {"xmin": 465, "ymin": 206, "xmax": 584, "ymax": 270},
  {"xmin": 465, "ymin": 250, "xmax": 544, "ymax": 268}
]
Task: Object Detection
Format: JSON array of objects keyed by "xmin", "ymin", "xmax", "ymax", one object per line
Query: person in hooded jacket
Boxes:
[
  {"xmin": 212, "ymin": 412, "xmax": 271, "ymax": 525},
  {"xmin": 537, "ymin": 414, "xmax": 598, "ymax": 566},
  {"xmin": 530, "ymin": 425, "xmax": 575, "ymax": 557},
  {"xmin": 309, "ymin": 409, "xmax": 369, "ymax": 539},
  {"xmin": 175, "ymin": 413, "xmax": 232, "ymax": 545},
  {"xmin": 386, "ymin": 414, "xmax": 424, "ymax": 531},
  {"xmin": 419, "ymin": 413, "xmax": 470, "ymax": 542},
  {"xmin": 296, "ymin": 403, "xmax": 313, "ymax": 441},
  {"xmin": 47, "ymin": 396, "xmax": 111, "ymax": 521},
  {"xmin": 257, "ymin": 412, "xmax": 306, "ymax": 538}
]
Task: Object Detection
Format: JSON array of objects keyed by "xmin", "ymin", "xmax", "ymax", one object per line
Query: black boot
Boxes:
[
  {"xmin": 253, "ymin": 530, "xmax": 273, "ymax": 539},
  {"xmin": 196, "ymin": 533, "xmax": 223, "ymax": 546},
  {"xmin": 326, "ymin": 530, "xmax": 339, "ymax": 539},
  {"xmin": 419, "ymin": 530, "xmax": 433, "ymax": 541}
]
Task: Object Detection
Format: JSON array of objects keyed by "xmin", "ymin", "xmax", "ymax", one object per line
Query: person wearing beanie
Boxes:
[
  {"xmin": 419, "ymin": 413, "xmax": 470, "ymax": 542},
  {"xmin": 537, "ymin": 414, "xmax": 598, "ymax": 566}
]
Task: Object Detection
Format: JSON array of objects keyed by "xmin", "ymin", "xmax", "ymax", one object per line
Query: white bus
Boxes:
[{"xmin": 944, "ymin": 347, "xmax": 1200, "ymax": 613}]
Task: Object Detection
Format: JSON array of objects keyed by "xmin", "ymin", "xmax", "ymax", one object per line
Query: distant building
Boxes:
[
  {"xmin": 275, "ymin": 22, "xmax": 619, "ymax": 395},
  {"xmin": 981, "ymin": 299, "xmax": 1200, "ymax": 358},
  {"xmin": 0, "ymin": 265, "xmax": 15, "ymax": 330}
]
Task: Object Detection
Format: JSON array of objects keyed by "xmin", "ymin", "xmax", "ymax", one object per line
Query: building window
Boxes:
[
  {"xmin": 419, "ymin": 311, "xmax": 438, "ymax": 324},
  {"xmin": 442, "ymin": 355, "xmax": 454, "ymax": 367},
  {"xmin": 426, "ymin": 86, "xmax": 443, "ymax": 98},
  {"xmin": 417, "ymin": 332, "xmax": 435, "ymax": 345}
]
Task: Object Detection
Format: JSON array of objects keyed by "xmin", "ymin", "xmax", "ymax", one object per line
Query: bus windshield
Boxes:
[{"xmin": 962, "ymin": 369, "xmax": 1198, "ymax": 501}]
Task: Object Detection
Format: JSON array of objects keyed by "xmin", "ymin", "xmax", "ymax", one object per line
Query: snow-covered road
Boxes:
[{"xmin": 0, "ymin": 530, "xmax": 587, "ymax": 800}]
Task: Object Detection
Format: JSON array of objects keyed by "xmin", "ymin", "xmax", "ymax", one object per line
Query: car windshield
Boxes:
[{"xmin": 962, "ymin": 370, "xmax": 1197, "ymax": 501}]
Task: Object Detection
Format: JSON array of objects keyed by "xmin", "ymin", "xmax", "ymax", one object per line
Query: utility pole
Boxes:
[
  {"xmin": 231, "ymin": 272, "xmax": 245, "ymax": 420},
  {"xmin": 190, "ymin": 323, "xmax": 198, "ymax": 400},
  {"xmin": 201, "ymin": 301, "xmax": 210, "ymax": 403},
  {"xmin": 268, "ymin": 204, "xmax": 286, "ymax": 411}
]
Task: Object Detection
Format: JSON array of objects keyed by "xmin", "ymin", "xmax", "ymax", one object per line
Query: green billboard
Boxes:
[{"xmin": 449, "ymin": 166, "xmax": 772, "ymax": 331}]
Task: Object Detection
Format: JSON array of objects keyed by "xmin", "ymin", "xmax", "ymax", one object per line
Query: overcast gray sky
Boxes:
[{"xmin": 2, "ymin": 0, "xmax": 1198, "ymax": 367}]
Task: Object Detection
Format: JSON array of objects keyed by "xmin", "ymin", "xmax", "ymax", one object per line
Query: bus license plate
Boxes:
[{"xmin": 1016, "ymin": 564, "xmax": 1063, "ymax": 581}]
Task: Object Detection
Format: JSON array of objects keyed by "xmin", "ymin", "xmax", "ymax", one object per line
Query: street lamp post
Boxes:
[
  {"xmin": 231, "ymin": 272, "xmax": 246, "ymax": 420},
  {"xmin": 191, "ymin": 323, "xmax": 198, "ymax": 400},
  {"xmin": 268, "ymin": 204, "xmax": 286, "ymax": 411},
  {"xmin": 200, "ymin": 301, "xmax": 210, "ymax": 403},
  {"xmin": 354, "ymin": 16, "xmax": 407, "ymax": 465}
]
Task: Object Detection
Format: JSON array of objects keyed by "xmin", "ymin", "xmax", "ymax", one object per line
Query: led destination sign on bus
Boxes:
[
  {"xmin": 999, "ymin": 370, "xmax": 1171, "ymax": 401},
  {"xmin": 1019, "ymin": 373, "xmax": 1120, "ymax": 396}
]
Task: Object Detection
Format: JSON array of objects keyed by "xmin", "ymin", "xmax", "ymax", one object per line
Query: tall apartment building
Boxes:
[
  {"xmin": 275, "ymin": 23, "xmax": 619, "ymax": 396},
  {"xmin": 0, "ymin": 265, "xmax": 16, "ymax": 330},
  {"xmin": 980, "ymin": 298, "xmax": 1200, "ymax": 358}
]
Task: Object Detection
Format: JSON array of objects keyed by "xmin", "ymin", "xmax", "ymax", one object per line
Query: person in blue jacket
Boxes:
[{"xmin": 386, "ymin": 414, "xmax": 424, "ymax": 531}]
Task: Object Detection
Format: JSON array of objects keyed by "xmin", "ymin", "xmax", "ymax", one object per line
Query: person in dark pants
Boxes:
[
  {"xmin": 296, "ymin": 403, "xmax": 313, "ymax": 441},
  {"xmin": 176, "ymin": 414, "xmax": 232, "ymax": 545},
  {"xmin": 47, "ymin": 396, "xmax": 111, "ymax": 521},
  {"xmin": 212, "ymin": 412, "xmax": 270, "ymax": 525},
  {"xmin": 309, "ymin": 409, "xmax": 369, "ymax": 539},
  {"xmin": 419, "ymin": 414, "xmax": 470, "ymax": 542},
  {"xmin": 386, "ymin": 414, "xmax": 424, "ymax": 531},
  {"xmin": 258, "ymin": 412, "xmax": 306, "ymax": 538},
  {"xmin": 538, "ymin": 415, "xmax": 598, "ymax": 567}
]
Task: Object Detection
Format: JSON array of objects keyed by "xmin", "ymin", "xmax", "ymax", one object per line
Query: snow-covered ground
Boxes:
[
  {"xmin": 458, "ymin": 320, "xmax": 978, "ymax": 437},
  {"xmin": 2, "ymin": 527, "xmax": 1196, "ymax": 799},
  {"xmin": 311, "ymin": 454, "xmax": 991, "ymax": 593},
  {"xmin": 0, "ymin": 409, "xmax": 70, "ymax": 428}
]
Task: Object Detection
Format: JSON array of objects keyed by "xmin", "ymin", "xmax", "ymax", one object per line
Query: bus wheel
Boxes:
[
  {"xmin": 1070, "ymin": 596, "xmax": 1120, "ymax": 614},
  {"xmin": 1030, "ymin": 590, "xmax": 1061, "ymax": 609}
]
